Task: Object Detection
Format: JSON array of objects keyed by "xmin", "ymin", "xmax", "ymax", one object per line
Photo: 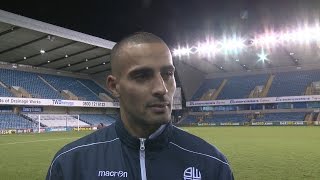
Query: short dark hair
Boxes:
[{"xmin": 110, "ymin": 32, "xmax": 167, "ymax": 75}]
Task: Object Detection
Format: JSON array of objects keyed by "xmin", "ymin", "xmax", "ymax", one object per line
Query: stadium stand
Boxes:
[
  {"xmin": 40, "ymin": 74, "xmax": 101, "ymax": 101},
  {"xmin": 0, "ymin": 68, "xmax": 62, "ymax": 99},
  {"xmin": 181, "ymin": 115, "xmax": 198, "ymax": 123},
  {"xmin": 77, "ymin": 79, "xmax": 113, "ymax": 99},
  {"xmin": 0, "ymin": 86, "xmax": 13, "ymax": 97},
  {"xmin": 0, "ymin": 68, "xmax": 112, "ymax": 101},
  {"xmin": 255, "ymin": 112, "xmax": 306, "ymax": 122},
  {"xmin": 217, "ymin": 74, "xmax": 268, "ymax": 99},
  {"xmin": 79, "ymin": 114, "xmax": 117, "ymax": 126},
  {"xmin": 205, "ymin": 114, "xmax": 249, "ymax": 123},
  {"xmin": 192, "ymin": 70, "xmax": 320, "ymax": 101},
  {"xmin": 268, "ymin": 70, "xmax": 320, "ymax": 97},
  {"xmin": 0, "ymin": 114, "xmax": 37, "ymax": 129},
  {"xmin": 181, "ymin": 112, "xmax": 306, "ymax": 124},
  {"xmin": 25, "ymin": 114, "xmax": 89, "ymax": 127},
  {"xmin": 192, "ymin": 78, "xmax": 224, "ymax": 100}
]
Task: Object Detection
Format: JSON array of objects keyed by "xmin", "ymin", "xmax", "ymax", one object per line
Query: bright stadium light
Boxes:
[
  {"xmin": 220, "ymin": 37, "xmax": 245, "ymax": 53},
  {"xmin": 299, "ymin": 26, "xmax": 320, "ymax": 43},
  {"xmin": 296, "ymin": 27, "xmax": 311, "ymax": 43},
  {"xmin": 197, "ymin": 42, "xmax": 217, "ymax": 55},
  {"xmin": 172, "ymin": 23, "xmax": 320, "ymax": 58},
  {"xmin": 254, "ymin": 33, "xmax": 278, "ymax": 47},
  {"xmin": 173, "ymin": 46, "xmax": 192, "ymax": 57},
  {"xmin": 257, "ymin": 49, "xmax": 269, "ymax": 63},
  {"xmin": 279, "ymin": 31, "xmax": 294, "ymax": 42},
  {"xmin": 313, "ymin": 24, "xmax": 320, "ymax": 40}
]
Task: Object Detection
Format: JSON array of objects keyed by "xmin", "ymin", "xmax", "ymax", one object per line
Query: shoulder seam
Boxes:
[
  {"xmin": 48, "ymin": 138, "xmax": 119, "ymax": 180},
  {"xmin": 172, "ymin": 125, "xmax": 187, "ymax": 132},
  {"xmin": 169, "ymin": 142, "xmax": 230, "ymax": 166}
]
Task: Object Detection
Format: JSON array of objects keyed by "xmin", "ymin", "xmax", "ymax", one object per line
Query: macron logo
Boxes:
[
  {"xmin": 184, "ymin": 167, "xmax": 201, "ymax": 180},
  {"xmin": 98, "ymin": 170, "xmax": 128, "ymax": 178}
]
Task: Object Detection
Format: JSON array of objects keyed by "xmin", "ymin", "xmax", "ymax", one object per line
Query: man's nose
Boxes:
[{"xmin": 152, "ymin": 74, "xmax": 168, "ymax": 97}]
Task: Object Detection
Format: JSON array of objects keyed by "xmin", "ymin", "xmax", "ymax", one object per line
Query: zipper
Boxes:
[{"xmin": 139, "ymin": 138, "xmax": 147, "ymax": 180}]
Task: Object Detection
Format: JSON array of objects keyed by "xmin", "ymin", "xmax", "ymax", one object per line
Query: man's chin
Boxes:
[{"xmin": 148, "ymin": 114, "xmax": 171, "ymax": 125}]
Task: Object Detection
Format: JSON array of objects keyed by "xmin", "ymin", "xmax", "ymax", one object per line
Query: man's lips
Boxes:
[
  {"xmin": 148, "ymin": 102, "xmax": 170, "ymax": 108},
  {"xmin": 148, "ymin": 103, "xmax": 170, "ymax": 113}
]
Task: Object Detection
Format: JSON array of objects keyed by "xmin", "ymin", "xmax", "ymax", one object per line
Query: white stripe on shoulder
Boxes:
[
  {"xmin": 172, "ymin": 125, "xmax": 188, "ymax": 132},
  {"xmin": 169, "ymin": 142, "xmax": 230, "ymax": 166},
  {"xmin": 48, "ymin": 138, "xmax": 119, "ymax": 180}
]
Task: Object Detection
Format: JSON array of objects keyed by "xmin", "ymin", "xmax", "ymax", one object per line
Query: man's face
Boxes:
[{"xmin": 112, "ymin": 42, "xmax": 176, "ymax": 127}]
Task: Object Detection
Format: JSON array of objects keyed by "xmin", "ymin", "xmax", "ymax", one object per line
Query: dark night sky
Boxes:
[{"xmin": 1, "ymin": 0, "xmax": 320, "ymax": 47}]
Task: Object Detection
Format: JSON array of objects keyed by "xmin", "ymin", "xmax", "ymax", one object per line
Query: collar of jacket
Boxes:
[{"xmin": 115, "ymin": 119, "xmax": 172, "ymax": 151}]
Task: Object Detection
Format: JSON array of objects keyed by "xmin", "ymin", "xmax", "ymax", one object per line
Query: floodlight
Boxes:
[
  {"xmin": 257, "ymin": 49, "xmax": 269, "ymax": 63},
  {"xmin": 197, "ymin": 42, "xmax": 216, "ymax": 55},
  {"xmin": 221, "ymin": 38, "xmax": 245, "ymax": 52},
  {"xmin": 173, "ymin": 47, "xmax": 191, "ymax": 56}
]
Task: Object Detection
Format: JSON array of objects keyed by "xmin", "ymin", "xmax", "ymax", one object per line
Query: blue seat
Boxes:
[
  {"xmin": 79, "ymin": 114, "xmax": 117, "ymax": 126},
  {"xmin": 0, "ymin": 114, "xmax": 37, "ymax": 129},
  {"xmin": 256, "ymin": 112, "xmax": 305, "ymax": 121},
  {"xmin": 0, "ymin": 68, "xmax": 62, "ymax": 99},
  {"xmin": 0, "ymin": 86, "xmax": 13, "ymax": 97},
  {"xmin": 41, "ymin": 74, "xmax": 101, "ymax": 101},
  {"xmin": 268, "ymin": 70, "xmax": 320, "ymax": 97}
]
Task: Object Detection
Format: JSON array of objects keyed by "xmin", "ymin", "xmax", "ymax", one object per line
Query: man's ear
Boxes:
[{"xmin": 107, "ymin": 75, "xmax": 120, "ymax": 98}]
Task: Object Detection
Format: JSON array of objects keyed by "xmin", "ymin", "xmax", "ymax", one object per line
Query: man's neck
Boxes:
[{"xmin": 123, "ymin": 119, "xmax": 161, "ymax": 138}]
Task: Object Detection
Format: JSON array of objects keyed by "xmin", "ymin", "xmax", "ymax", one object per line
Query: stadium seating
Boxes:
[
  {"xmin": 25, "ymin": 114, "xmax": 89, "ymax": 127},
  {"xmin": 0, "ymin": 114, "xmax": 37, "ymax": 129},
  {"xmin": 0, "ymin": 68, "xmax": 115, "ymax": 101},
  {"xmin": 78, "ymin": 79, "xmax": 113, "ymax": 98},
  {"xmin": 0, "ymin": 68, "xmax": 62, "ymax": 99},
  {"xmin": 79, "ymin": 114, "xmax": 116, "ymax": 126},
  {"xmin": 192, "ymin": 70, "xmax": 320, "ymax": 101},
  {"xmin": 40, "ymin": 74, "xmax": 101, "ymax": 101},
  {"xmin": 217, "ymin": 74, "xmax": 268, "ymax": 99},
  {"xmin": 181, "ymin": 115, "xmax": 198, "ymax": 123},
  {"xmin": 181, "ymin": 112, "xmax": 306, "ymax": 124},
  {"xmin": 255, "ymin": 112, "xmax": 305, "ymax": 121},
  {"xmin": 268, "ymin": 70, "xmax": 320, "ymax": 97},
  {"xmin": 192, "ymin": 78, "xmax": 224, "ymax": 100},
  {"xmin": 193, "ymin": 74, "xmax": 268, "ymax": 100},
  {"xmin": 205, "ymin": 114, "xmax": 249, "ymax": 123},
  {"xmin": 0, "ymin": 86, "xmax": 13, "ymax": 97}
]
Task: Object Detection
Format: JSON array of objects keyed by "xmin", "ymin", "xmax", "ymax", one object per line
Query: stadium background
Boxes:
[{"xmin": 1, "ymin": 1, "xmax": 320, "ymax": 179}]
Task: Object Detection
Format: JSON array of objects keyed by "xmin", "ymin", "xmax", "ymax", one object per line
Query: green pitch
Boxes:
[{"xmin": 0, "ymin": 127, "xmax": 319, "ymax": 180}]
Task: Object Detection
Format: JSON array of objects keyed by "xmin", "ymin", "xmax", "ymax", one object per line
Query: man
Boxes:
[{"xmin": 46, "ymin": 32, "xmax": 234, "ymax": 180}]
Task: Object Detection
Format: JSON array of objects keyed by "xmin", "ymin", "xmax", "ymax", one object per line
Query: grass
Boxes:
[
  {"xmin": 186, "ymin": 126, "xmax": 320, "ymax": 180},
  {"xmin": 0, "ymin": 127, "xmax": 319, "ymax": 180}
]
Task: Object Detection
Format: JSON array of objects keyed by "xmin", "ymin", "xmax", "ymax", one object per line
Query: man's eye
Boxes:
[
  {"xmin": 134, "ymin": 73, "xmax": 150, "ymax": 80},
  {"xmin": 162, "ymin": 71, "xmax": 174, "ymax": 80}
]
